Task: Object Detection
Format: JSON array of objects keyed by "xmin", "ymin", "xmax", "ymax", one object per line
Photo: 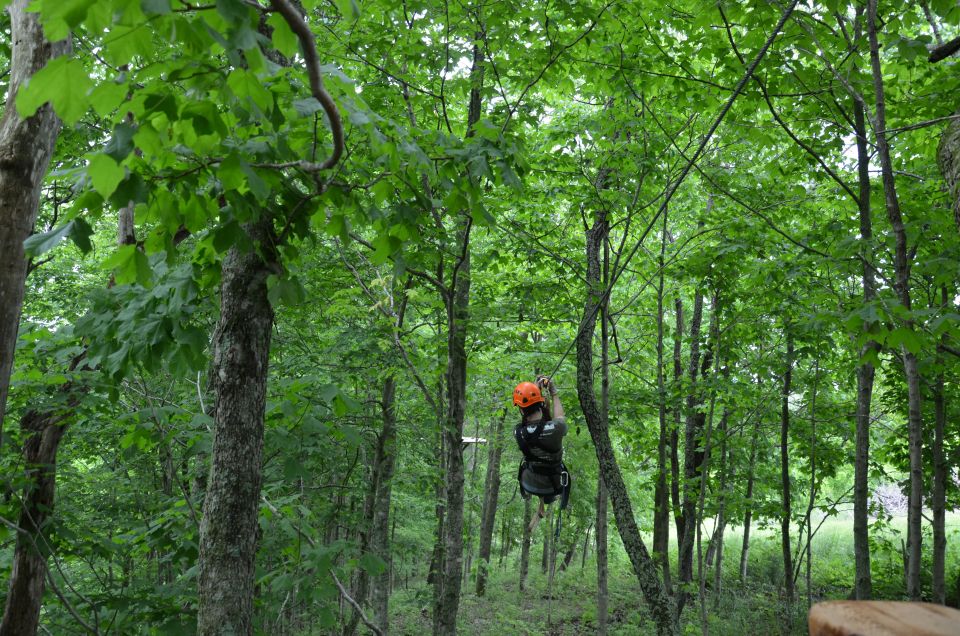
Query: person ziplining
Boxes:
[{"xmin": 513, "ymin": 375, "xmax": 571, "ymax": 534}]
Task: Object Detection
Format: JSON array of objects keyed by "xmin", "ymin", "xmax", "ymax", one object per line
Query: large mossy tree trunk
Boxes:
[
  {"xmin": 577, "ymin": 211, "xmax": 676, "ymax": 635},
  {"xmin": 197, "ymin": 217, "xmax": 278, "ymax": 635},
  {"xmin": 0, "ymin": 0, "xmax": 70, "ymax": 441}
]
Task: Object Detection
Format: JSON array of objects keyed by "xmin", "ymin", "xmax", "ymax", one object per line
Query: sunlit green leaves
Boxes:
[
  {"xmin": 16, "ymin": 55, "xmax": 93, "ymax": 124},
  {"xmin": 87, "ymin": 154, "xmax": 126, "ymax": 198}
]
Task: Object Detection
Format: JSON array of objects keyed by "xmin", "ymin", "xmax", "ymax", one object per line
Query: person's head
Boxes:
[{"xmin": 514, "ymin": 381, "xmax": 549, "ymax": 421}]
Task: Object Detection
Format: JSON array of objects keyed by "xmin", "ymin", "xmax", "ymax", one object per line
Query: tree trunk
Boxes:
[
  {"xmin": 476, "ymin": 410, "xmax": 506, "ymax": 596},
  {"xmin": 197, "ymin": 217, "xmax": 278, "ymax": 636},
  {"xmin": 1, "ymin": 199, "xmax": 132, "ymax": 636},
  {"xmin": 1, "ymin": 410, "xmax": 70, "ymax": 636},
  {"xmin": 933, "ymin": 287, "xmax": 948, "ymax": 604},
  {"xmin": 678, "ymin": 270, "xmax": 707, "ymax": 617},
  {"xmin": 852, "ymin": 72, "xmax": 876, "ymax": 601},
  {"xmin": 867, "ymin": 0, "xmax": 923, "ymax": 600},
  {"xmin": 654, "ymin": 205, "xmax": 671, "ymax": 590},
  {"xmin": 740, "ymin": 403, "xmax": 760, "ymax": 583},
  {"xmin": 370, "ymin": 377, "xmax": 398, "ymax": 630},
  {"xmin": 671, "ymin": 297, "xmax": 684, "ymax": 545},
  {"xmin": 806, "ymin": 358, "xmax": 821, "ymax": 611},
  {"xmin": 709, "ymin": 408, "xmax": 730, "ymax": 600},
  {"xmin": 577, "ymin": 211, "xmax": 676, "ymax": 635},
  {"xmin": 519, "ymin": 498, "xmax": 532, "ymax": 591},
  {"xmin": 0, "ymin": 7, "xmax": 71, "ymax": 632},
  {"xmin": 938, "ymin": 114, "xmax": 960, "ymax": 233},
  {"xmin": 780, "ymin": 333, "xmax": 795, "ymax": 606},
  {"xmin": 596, "ymin": 480, "xmax": 608, "ymax": 636},
  {"xmin": 0, "ymin": 0, "xmax": 70, "ymax": 442},
  {"xmin": 434, "ymin": 33, "xmax": 481, "ymax": 634}
]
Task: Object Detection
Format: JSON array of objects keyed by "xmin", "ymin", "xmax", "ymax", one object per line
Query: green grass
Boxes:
[{"xmin": 388, "ymin": 514, "xmax": 960, "ymax": 635}]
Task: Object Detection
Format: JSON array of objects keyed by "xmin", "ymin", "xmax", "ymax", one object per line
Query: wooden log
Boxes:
[{"xmin": 809, "ymin": 601, "xmax": 960, "ymax": 636}]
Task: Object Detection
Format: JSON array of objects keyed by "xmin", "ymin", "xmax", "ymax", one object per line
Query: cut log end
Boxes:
[{"xmin": 809, "ymin": 601, "xmax": 960, "ymax": 636}]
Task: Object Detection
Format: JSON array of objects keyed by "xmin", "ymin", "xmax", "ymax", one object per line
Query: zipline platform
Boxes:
[{"xmin": 809, "ymin": 601, "xmax": 960, "ymax": 636}]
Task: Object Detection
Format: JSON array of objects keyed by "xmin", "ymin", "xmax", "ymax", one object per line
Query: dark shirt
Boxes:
[{"xmin": 516, "ymin": 417, "xmax": 567, "ymax": 496}]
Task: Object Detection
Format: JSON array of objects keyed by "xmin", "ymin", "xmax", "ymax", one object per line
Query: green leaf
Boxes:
[
  {"xmin": 89, "ymin": 82, "xmax": 128, "ymax": 117},
  {"xmin": 103, "ymin": 245, "xmax": 152, "ymax": 286},
  {"xmin": 24, "ymin": 221, "xmax": 75, "ymax": 257},
  {"xmin": 88, "ymin": 154, "xmax": 126, "ymax": 199},
  {"xmin": 226, "ymin": 68, "xmax": 273, "ymax": 113},
  {"xmin": 32, "ymin": 0, "xmax": 97, "ymax": 41},
  {"xmin": 216, "ymin": 0, "xmax": 249, "ymax": 22},
  {"xmin": 71, "ymin": 217, "xmax": 94, "ymax": 253},
  {"xmin": 16, "ymin": 55, "xmax": 93, "ymax": 125},
  {"xmin": 141, "ymin": 0, "xmax": 171, "ymax": 14},
  {"xmin": 887, "ymin": 327, "xmax": 923, "ymax": 355},
  {"xmin": 105, "ymin": 123, "xmax": 137, "ymax": 162},
  {"xmin": 267, "ymin": 13, "xmax": 298, "ymax": 58}
]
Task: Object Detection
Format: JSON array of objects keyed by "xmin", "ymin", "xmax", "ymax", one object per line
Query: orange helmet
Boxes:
[{"xmin": 513, "ymin": 381, "xmax": 544, "ymax": 408}]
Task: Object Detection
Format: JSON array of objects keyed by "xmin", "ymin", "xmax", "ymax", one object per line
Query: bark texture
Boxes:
[
  {"xmin": 197, "ymin": 218, "xmax": 278, "ymax": 635},
  {"xmin": 596, "ymin": 480, "xmax": 608, "ymax": 636},
  {"xmin": 577, "ymin": 212, "xmax": 676, "ymax": 635},
  {"xmin": 938, "ymin": 113, "xmax": 960, "ymax": 233},
  {"xmin": 0, "ymin": 0, "xmax": 70, "ymax": 440}
]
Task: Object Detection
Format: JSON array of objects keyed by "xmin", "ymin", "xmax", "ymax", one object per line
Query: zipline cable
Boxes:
[{"xmin": 546, "ymin": 0, "xmax": 801, "ymax": 379}]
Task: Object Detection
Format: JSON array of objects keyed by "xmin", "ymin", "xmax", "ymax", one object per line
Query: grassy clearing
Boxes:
[{"xmin": 389, "ymin": 514, "xmax": 960, "ymax": 635}]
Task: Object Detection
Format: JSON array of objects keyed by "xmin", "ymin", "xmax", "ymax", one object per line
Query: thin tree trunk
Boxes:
[
  {"xmin": 581, "ymin": 523, "xmax": 591, "ymax": 569},
  {"xmin": 370, "ymin": 376, "xmax": 398, "ymax": 630},
  {"xmin": 679, "ymin": 261, "xmax": 708, "ymax": 617},
  {"xmin": 780, "ymin": 332, "xmax": 795, "ymax": 607},
  {"xmin": 476, "ymin": 410, "xmax": 506, "ymax": 596},
  {"xmin": 1, "ymin": 409, "xmax": 71, "ymax": 636},
  {"xmin": 654, "ymin": 204, "xmax": 672, "ymax": 589},
  {"xmin": 596, "ymin": 480, "xmax": 609, "ymax": 636},
  {"xmin": 197, "ymin": 217, "xmax": 278, "ymax": 636},
  {"xmin": 867, "ymin": 0, "xmax": 923, "ymax": 600},
  {"xmin": 740, "ymin": 401, "xmax": 760, "ymax": 583},
  {"xmin": 577, "ymin": 210, "xmax": 676, "ymax": 635},
  {"xmin": 519, "ymin": 498, "xmax": 531, "ymax": 591},
  {"xmin": 852, "ymin": 58, "xmax": 876, "ymax": 600},
  {"xmin": 0, "ymin": 0, "xmax": 70, "ymax": 442},
  {"xmin": 695, "ymin": 298, "xmax": 721, "ymax": 634},
  {"xmin": 710, "ymin": 408, "xmax": 730, "ymax": 603},
  {"xmin": 933, "ymin": 286, "xmax": 948, "ymax": 604},
  {"xmin": 806, "ymin": 358, "xmax": 821, "ymax": 611},
  {"xmin": 671, "ymin": 297, "xmax": 684, "ymax": 545}
]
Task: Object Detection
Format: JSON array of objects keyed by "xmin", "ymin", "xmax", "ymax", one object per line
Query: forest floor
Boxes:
[{"xmin": 389, "ymin": 514, "xmax": 960, "ymax": 635}]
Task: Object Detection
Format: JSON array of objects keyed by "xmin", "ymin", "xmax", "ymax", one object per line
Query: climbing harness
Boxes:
[{"xmin": 514, "ymin": 420, "xmax": 572, "ymax": 512}]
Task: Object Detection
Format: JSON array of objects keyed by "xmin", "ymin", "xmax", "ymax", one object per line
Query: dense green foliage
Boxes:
[{"xmin": 1, "ymin": 0, "xmax": 959, "ymax": 633}]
